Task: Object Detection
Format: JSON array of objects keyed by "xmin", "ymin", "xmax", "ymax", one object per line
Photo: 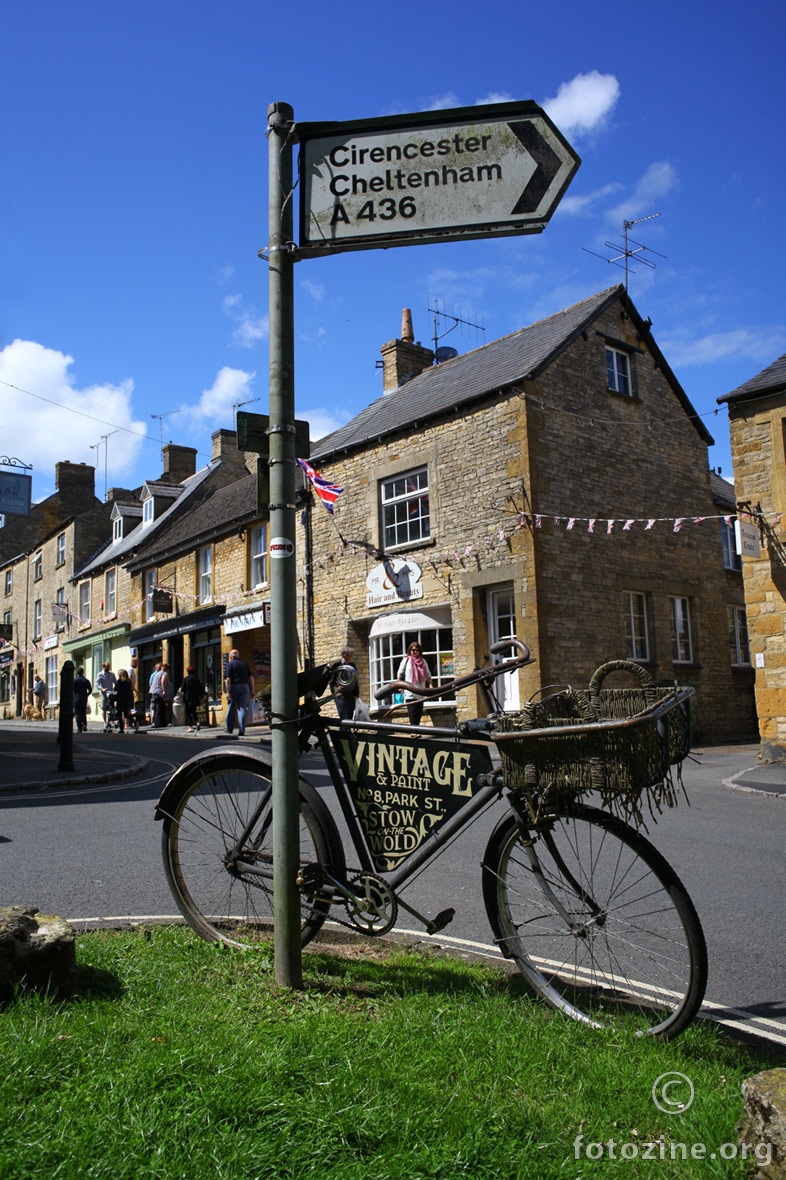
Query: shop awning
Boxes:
[
  {"xmin": 128, "ymin": 605, "xmax": 226, "ymax": 646},
  {"xmin": 368, "ymin": 607, "xmax": 451, "ymax": 637},
  {"xmin": 62, "ymin": 623, "xmax": 130, "ymax": 652}
]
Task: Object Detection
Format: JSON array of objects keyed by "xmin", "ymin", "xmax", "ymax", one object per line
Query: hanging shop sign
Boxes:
[
  {"xmin": 735, "ymin": 518, "xmax": 761, "ymax": 559},
  {"xmin": 223, "ymin": 604, "xmax": 271, "ymax": 635},
  {"xmin": 365, "ymin": 558, "xmax": 423, "ymax": 608}
]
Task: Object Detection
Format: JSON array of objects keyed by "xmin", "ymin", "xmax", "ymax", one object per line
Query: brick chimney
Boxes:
[
  {"xmin": 380, "ymin": 309, "xmax": 434, "ymax": 393},
  {"xmin": 55, "ymin": 461, "xmax": 96, "ymax": 505},
  {"xmin": 161, "ymin": 443, "xmax": 197, "ymax": 485},
  {"xmin": 212, "ymin": 428, "xmax": 251, "ymax": 479}
]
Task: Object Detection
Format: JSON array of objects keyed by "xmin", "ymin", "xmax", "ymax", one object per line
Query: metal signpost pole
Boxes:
[{"xmin": 267, "ymin": 101, "xmax": 302, "ymax": 987}]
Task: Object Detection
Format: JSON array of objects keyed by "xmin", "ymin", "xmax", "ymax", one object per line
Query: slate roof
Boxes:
[
  {"xmin": 125, "ymin": 473, "xmax": 258, "ymax": 572},
  {"xmin": 718, "ymin": 353, "xmax": 786, "ymax": 404},
  {"xmin": 313, "ymin": 284, "xmax": 712, "ymax": 459},
  {"xmin": 709, "ymin": 470, "xmax": 736, "ymax": 510},
  {"xmin": 76, "ymin": 466, "xmax": 213, "ymax": 578}
]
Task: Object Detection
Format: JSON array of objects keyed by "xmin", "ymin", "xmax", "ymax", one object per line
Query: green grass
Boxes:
[{"xmin": 0, "ymin": 926, "xmax": 777, "ymax": 1179}]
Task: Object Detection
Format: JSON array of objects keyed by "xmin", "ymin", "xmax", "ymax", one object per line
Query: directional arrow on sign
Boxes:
[{"xmin": 297, "ymin": 100, "xmax": 580, "ymax": 258}]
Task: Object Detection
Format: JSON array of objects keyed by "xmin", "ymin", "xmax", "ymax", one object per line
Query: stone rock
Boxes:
[
  {"xmin": 738, "ymin": 1068, "xmax": 786, "ymax": 1180},
  {"xmin": 0, "ymin": 905, "xmax": 77, "ymax": 998}
]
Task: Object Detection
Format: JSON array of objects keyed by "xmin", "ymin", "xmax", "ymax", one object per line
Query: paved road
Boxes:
[{"xmin": 1, "ymin": 729, "xmax": 784, "ymax": 1047}]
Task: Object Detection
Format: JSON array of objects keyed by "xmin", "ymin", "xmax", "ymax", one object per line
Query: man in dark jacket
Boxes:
[
  {"xmin": 73, "ymin": 667, "xmax": 92, "ymax": 732},
  {"xmin": 181, "ymin": 665, "xmax": 206, "ymax": 732},
  {"xmin": 224, "ymin": 648, "xmax": 255, "ymax": 737}
]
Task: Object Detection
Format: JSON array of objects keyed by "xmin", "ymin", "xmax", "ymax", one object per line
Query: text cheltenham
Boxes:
[{"xmin": 327, "ymin": 135, "xmax": 503, "ymax": 196}]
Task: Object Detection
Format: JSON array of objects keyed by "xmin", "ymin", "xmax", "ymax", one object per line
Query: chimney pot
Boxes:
[{"xmin": 401, "ymin": 309, "xmax": 414, "ymax": 343}]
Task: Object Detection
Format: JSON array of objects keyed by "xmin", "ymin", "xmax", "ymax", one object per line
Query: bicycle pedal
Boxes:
[{"xmin": 427, "ymin": 908, "xmax": 456, "ymax": 934}]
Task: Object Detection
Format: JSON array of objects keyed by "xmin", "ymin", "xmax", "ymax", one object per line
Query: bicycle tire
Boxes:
[
  {"xmin": 482, "ymin": 803, "xmax": 707, "ymax": 1038},
  {"xmin": 158, "ymin": 750, "xmax": 344, "ymax": 950}
]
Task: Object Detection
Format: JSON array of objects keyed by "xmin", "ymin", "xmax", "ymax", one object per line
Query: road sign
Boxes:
[{"xmin": 298, "ymin": 101, "xmax": 580, "ymax": 257}]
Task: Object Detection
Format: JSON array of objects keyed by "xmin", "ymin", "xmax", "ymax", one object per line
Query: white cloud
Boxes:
[
  {"xmin": 477, "ymin": 91, "xmax": 514, "ymax": 106},
  {"xmin": 222, "ymin": 293, "xmax": 268, "ymax": 348},
  {"xmin": 659, "ymin": 327, "xmax": 786, "ymax": 368},
  {"xmin": 557, "ymin": 182, "xmax": 624, "ymax": 216},
  {"xmin": 0, "ymin": 339, "xmax": 146, "ymax": 498},
  {"xmin": 217, "ymin": 265, "xmax": 234, "ymax": 285},
  {"xmin": 542, "ymin": 71, "xmax": 620, "ymax": 137},
  {"xmin": 305, "ymin": 408, "xmax": 352, "ymax": 445},
  {"xmin": 187, "ymin": 366, "xmax": 257, "ymax": 425},
  {"xmin": 422, "ymin": 92, "xmax": 460, "ymax": 112},
  {"xmin": 606, "ymin": 162, "xmax": 678, "ymax": 224},
  {"xmin": 300, "ymin": 278, "xmax": 325, "ymax": 303}
]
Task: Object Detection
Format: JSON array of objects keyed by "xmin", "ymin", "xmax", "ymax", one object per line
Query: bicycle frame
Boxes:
[{"xmin": 307, "ymin": 713, "xmax": 507, "ymax": 900}]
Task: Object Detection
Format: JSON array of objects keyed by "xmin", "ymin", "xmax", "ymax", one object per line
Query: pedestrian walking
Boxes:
[
  {"xmin": 180, "ymin": 665, "xmax": 206, "ymax": 732},
  {"xmin": 96, "ymin": 662, "xmax": 117, "ymax": 724},
  {"xmin": 224, "ymin": 648, "xmax": 255, "ymax": 737},
  {"xmin": 330, "ymin": 647, "xmax": 359, "ymax": 720},
  {"xmin": 114, "ymin": 668, "xmax": 136, "ymax": 732},
  {"xmin": 73, "ymin": 667, "xmax": 92, "ymax": 732},
  {"xmin": 397, "ymin": 641, "xmax": 432, "ymax": 726}
]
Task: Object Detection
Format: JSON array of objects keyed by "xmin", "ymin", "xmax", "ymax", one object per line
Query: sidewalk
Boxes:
[{"xmin": 1, "ymin": 717, "xmax": 784, "ymax": 795}]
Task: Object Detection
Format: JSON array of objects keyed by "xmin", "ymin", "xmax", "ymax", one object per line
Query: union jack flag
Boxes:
[{"xmin": 297, "ymin": 458, "xmax": 344, "ymax": 515}]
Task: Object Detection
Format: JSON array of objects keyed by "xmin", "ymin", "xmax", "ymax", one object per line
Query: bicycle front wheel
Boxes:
[
  {"xmin": 158, "ymin": 751, "xmax": 343, "ymax": 949},
  {"xmin": 482, "ymin": 804, "xmax": 707, "ymax": 1037}
]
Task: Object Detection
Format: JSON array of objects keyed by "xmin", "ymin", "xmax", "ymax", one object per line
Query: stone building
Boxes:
[
  {"xmin": 302, "ymin": 286, "xmax": 756, "ymax": 742},
  {"xmin": 0, "ymin": 462, "xmax": 113, "ymax": 715},
  {"xmin": 123, "ymin": 431, "xmax": 268, "ymax": 722},
  {"xmin": 718, "ymin": 353, "xmax": 786, "ymax": 757}
]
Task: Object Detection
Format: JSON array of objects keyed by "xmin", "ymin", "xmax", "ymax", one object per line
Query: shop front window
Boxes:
[{"xmin": 369, "ymin": 616, "xmax": 454, "ymax": 707}]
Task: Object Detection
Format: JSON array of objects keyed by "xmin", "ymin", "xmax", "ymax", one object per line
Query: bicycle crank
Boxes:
[{"xmin": 347, "ymin": 872, "xmax": 398, "ymax": 936}]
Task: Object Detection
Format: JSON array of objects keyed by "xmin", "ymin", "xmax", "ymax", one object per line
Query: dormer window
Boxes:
[
  {"xmin": 142, "ymin": 498, "xmax": 154, "ymax": 526},
  {"xmin": 113, "ymin": 516, "xmax": 123, "ymax": 543}
]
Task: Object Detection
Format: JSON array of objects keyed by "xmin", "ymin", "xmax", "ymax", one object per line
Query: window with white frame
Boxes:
[
  {"xmin": 33, "ymin": 598, "xmax": 42, "ymax": 640},
  {"xmin": 250, "ymin": 525, "xmax": 268, "ymax": 589},
  {"xmin": 113, "ymin": 516, "xmax": 123, "ymax": 543},
  {"xmin": 105, "ymin": 568, "xmax": 116, "ymax": 617},
  {"xmin": 728, "ymin": 605, "xmax": 750, "ymax": 666},
  {"xmin": 4, "ymin": 570, "xmax": 11, "ymax": 595},
  {"xmin": 625, "ymin": 592, "xmax": 650, "ymax": 661},
  {"xmin": 46, "ymin": 655, "xmax": 58, "ymax": 704},
  {"xmin": 670, "ymin": 596, "xmax": 693, "ymax": 663},
  {"xmin": 380, "ymin": 467, "xmax": 430, "ymax": 549},
  {"xmin": 198, "ymin": 546, "xmax": 213, "ymax": 604},
  {"xmin": 606, "ymin": 347, "xmax": 632, "ymax": 397},
  {"xmin": 369, "ymin": 615, "xmax": 454, "ymax": 706},
  {"xmin": 54, "ymin": 587, "xmax": 66, "ymax": 631},
  {"xmin": 56, "ymin": 532, "xmax": 66, "ymax": 567},
  {"xmin": 33, "ymin": 550, "xmax": 42, "ymax": 581},
  {"xmin": 144, "ymin": 568, "xmax": 157, "ymax": 621},
  {"xmin": 79, "ymin": 581, "xmax": 91, "ymax": 626},
  {"xmin": 721, "ymin": 517, "xmax": 742, "ymax": 571},
  {"xmin": 142, "ymin": 497, "xmax": 154, "ymax": 526}
]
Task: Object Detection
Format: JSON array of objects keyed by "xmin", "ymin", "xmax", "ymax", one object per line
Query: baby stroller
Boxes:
[
  {"xmin": 103, "ymin": 689, "xmax": 139, "ymax": 733},
  {"xmin": 102, "ymin": 690, "xmax": 121, "ymax": 733}
]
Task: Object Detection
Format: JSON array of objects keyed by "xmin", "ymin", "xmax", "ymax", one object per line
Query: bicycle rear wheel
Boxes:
[
  {"xmin": 158, "ymin": 751, "xmax": 343, "ymax": 949},
  {"xmin": 482, "ymin": 803, "xmax": 707, "ymax": 1037}
]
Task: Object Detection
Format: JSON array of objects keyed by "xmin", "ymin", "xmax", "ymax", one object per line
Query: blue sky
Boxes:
[{"xmin": 1, "ymin": 0, "xmax": 784, "ymax": 502}]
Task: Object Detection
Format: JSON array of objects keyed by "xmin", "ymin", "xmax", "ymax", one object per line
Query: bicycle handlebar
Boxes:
[{"xmin": 374, "ymin": 640, "xmax": 532, "ymax": 702}]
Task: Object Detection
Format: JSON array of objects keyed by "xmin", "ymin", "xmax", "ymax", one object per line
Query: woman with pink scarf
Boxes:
[{"xmin": 397, "ymin": 641, "xmax": 432, "ymax": 725}]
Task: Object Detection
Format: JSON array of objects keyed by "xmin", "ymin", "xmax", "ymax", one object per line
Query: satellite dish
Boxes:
[{"xmin": 435, "ymin": 346, "xmax": 459, "ymax": 364}]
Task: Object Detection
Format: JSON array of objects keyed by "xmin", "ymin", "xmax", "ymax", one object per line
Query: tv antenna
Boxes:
[
  {"xmin": 233, "ymin": 396, "xmax": 261, "ymax": 430},
  {"xmin": 427, "ymin": 297, "xmax": 485, "ymax": 362},
  {"xmin": 151, "ymin": 411, "xmax": 177, "ymax": 466},
  {"xmin": 583, "ymin": 213, "xmax": 666, "ymax": 290}
]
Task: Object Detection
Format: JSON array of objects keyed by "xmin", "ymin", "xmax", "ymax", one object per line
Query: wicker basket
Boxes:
[{"xmin": 494, "ymin": 661, "xmax": 694, "ymax": 825}]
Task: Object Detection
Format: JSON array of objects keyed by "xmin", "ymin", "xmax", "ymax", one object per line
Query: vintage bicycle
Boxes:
[{"xmin": 155, "ymin": 641, "xmax": 707, "ymax": 1038}]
